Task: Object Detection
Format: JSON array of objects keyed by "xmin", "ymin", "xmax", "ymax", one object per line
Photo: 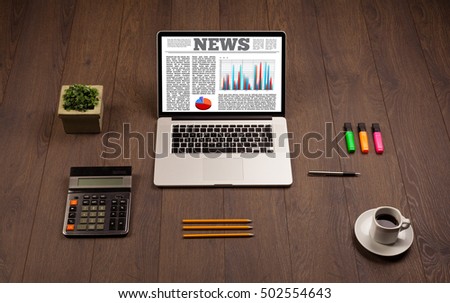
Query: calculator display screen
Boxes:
[{"xmin": 78, "ymin": 178, "xmax": 123, "ymax": 187}]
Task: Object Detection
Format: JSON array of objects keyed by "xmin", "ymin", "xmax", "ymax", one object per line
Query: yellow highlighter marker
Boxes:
[{"xmin": 358, "ymin": 123, "xmax": 369, "ymax": 153}]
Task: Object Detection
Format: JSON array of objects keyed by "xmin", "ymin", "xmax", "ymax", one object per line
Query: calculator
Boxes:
[{"xmin": 62, "ymin": 166, "xmax": 132, "ymax": 237}]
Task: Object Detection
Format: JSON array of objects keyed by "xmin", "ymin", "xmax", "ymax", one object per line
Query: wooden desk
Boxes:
[{"xmin": 0, "ymin": 0, "xmax": 448, "ymax": 282}]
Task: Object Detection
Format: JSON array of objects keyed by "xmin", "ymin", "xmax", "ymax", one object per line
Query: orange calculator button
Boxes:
[
  {"xmin": 70, "ymin": 199, "xmax": 78, "ymax": 206},
  {"xmin": 66, "ymin": 224, "xmax": 75, "ymax": 231}
]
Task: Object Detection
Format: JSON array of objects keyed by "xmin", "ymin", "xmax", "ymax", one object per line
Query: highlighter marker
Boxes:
[
  {"xmin": 372, "ymin": 123, "xmax": 384, "ymax": 154},
  {"xmin": 344, "ymin": 123, "xmax": 356, "ymax": 153},
  {"xmin": 358, "ymin": 123, "xmax": 369, "ymax": 153}
]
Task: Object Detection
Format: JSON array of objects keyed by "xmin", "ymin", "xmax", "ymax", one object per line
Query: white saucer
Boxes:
[{"xmin": 354, "ymin": 208, "xmax": 414, "ymax": 257}]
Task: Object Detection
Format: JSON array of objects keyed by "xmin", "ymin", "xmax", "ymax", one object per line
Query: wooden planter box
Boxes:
[{"xmin": 58, "ymin": 85, "xmax": 103, "ymax": 134}]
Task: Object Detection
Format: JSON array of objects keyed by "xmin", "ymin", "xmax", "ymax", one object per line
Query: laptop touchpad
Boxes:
[{"xmin": 202, "ymin": 158, "xmax": 244, "ymax": 181}]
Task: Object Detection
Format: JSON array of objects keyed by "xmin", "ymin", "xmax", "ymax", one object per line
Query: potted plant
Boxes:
[{"xmin": 58, "ymin": 84, "xmax": 103, "ymax": 133}]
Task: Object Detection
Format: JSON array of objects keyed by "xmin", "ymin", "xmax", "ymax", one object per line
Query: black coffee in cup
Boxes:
[
  {"xmin": 375, "ymin": 214, "xmax": 399, "ymax": 228},
  {"xmin": 370, "ymin": 206, "xmax": 411, "ymax": 244}
]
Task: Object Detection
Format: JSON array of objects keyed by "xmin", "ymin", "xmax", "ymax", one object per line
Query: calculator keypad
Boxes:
[{"xmin": 63, "ymin": 192, "xmax": 130, "ymax": 236}]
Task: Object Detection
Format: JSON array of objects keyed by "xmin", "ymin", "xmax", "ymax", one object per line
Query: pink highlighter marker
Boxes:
[{"xmin": 372, "ymin": 123, "xmax": 384, "ymax": 154}]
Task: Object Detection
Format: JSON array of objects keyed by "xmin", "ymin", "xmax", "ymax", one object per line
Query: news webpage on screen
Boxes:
[{"xmin": 161, "ymin": 35, "xmax": 283, "ymax": 113}]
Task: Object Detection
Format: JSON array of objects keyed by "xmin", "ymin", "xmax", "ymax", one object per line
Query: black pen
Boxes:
[{"xmin": 308, "ymin": 170, "xmax": 360, "ymax": 177}]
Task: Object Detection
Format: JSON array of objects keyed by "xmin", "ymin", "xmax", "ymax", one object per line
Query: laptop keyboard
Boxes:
[{"xmin": 171, "ymin": 124, "xmax": 274, "ymax": 154}]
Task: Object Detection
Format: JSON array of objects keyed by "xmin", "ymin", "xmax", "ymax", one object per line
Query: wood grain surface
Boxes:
[{"xmin": 0, "ymin": 0, "xmax": 448, "ymax": 282}]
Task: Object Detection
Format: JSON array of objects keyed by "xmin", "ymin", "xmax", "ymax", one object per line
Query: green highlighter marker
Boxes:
[{"xmin": 344, "ymin": 122, "xmax": 356, "ymax": 153}]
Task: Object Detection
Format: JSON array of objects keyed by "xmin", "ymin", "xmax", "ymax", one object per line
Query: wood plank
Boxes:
[
  {"xmin": 219, "ymin": 0, "xmax": 269, "ymax": 29},
  {"xmin": 89, "ymin": 0, "xmax": 171, "ymax": 282},
  {"xmin": 0, "ymin": 0, "xmax": 75, "ymax": 282},
  {"xmin": 409, "ymin": 0, "xmax": 450, "ymax": 134},
  {"xmin": 159, "ymin": 189, "xmax": 225, "ymax": 282},
  {"xmin": 268, "ymin": 0, "xmax": 359, "ymax": 282},
  {"xmin": 0, "ymin": 0, "xmax": 28, "ymax": 106},
  {"xmin": 171, "ymin": 0, "xmax": 220, "ymax": 30},
  {"xmin": 218, "ymin": 0, "xmax": 292, "ymax": 282},
  {"xmin": 223, "ymin": 189, "xmax": 291, "ymax": 282},
  {"xmin": 315, "ymin": 0, "xmax": 425, "ymax": 282},
  {"xmin": 158, "ymin": 0, "xmax": 225, "ymax": 282},
  {"xmin": 22, "ymin": 0, "xmax": 123, "ymax": 282},
  {"xmin": 362, "ymin": 0, "xmax": 450, "ymax": 282}
]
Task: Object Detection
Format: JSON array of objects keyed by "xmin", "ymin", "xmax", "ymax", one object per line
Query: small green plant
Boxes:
[{"xmin": 63, "ymin": 84, "xmax": 99, "ymax": 112}]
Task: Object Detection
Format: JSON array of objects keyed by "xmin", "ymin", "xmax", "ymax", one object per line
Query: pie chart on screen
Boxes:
[{"xmin": 195, "ymin": 97, "xmax": 212, "ymax": 110}]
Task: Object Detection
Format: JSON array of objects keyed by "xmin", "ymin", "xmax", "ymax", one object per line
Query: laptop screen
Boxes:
[{"xmin": 157, "ymin": 31, "xmax": 285, "ymax": 117}]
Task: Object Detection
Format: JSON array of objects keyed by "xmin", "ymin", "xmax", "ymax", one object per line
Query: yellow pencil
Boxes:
[
  {"xmin": 183, "ymin": 233, "xmax": 254, "ymax": 238},
  {"xmin": 182, "ymin": 219, "xmax": 252, "ymax": 224},
  {"xmin": 183, "ymin": 225, "xmax": 253, "ymax": 230}
]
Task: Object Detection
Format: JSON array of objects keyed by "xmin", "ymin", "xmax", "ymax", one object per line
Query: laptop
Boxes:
[{"xmin": 154, "ymin": 31, "xmax": 292, "ymax": 186}]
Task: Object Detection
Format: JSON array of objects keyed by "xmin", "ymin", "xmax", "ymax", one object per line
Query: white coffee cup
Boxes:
[{"xmin": 369, "ymin": 206, "xmax": 411, "ymax": 245}]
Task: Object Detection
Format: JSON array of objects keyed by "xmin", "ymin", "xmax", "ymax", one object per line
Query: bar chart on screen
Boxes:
[{"xmin": 220, "ymin": 59, "xmax": 275, "ymax": 91}]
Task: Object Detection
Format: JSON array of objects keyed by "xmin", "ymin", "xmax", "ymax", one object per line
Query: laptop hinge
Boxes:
[{"xmin": 171, "ymin": 115, "xmax": 273, "ymax": 121}]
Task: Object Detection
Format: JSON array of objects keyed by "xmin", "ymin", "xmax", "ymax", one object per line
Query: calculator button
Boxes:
[
  {"xmin": 97, "ymin": 218, "xmax": 105, "ymax": 224},
  {"xmin": 97, "ymin": 224, "xmax": 104, "ymax": 230},
  {"xmin": 70, "ymin": 199, "xmax": 78, "ymax": 206},
  {"xmin": 68, "ymin": 219, "xmax": 75, "ymax": 224},
  {"xmin": 99, "ymin": 205, "xmax": 106, "ymax": 211},
  {"xmin": 119, "ymin": 205, "xmax": 127, "ymax": 211},
  {"xmin": 119, "ymin": 212, "xmax": 126, "ymax": 217},
  {"xmin": 90, "ymin": 206, "xmax": 98, "ymax": 211},
  {"xmin": 79, "ymin": 218, "xmax": 88, "ymax": 224},
  {"xmin": 99, "ymin": 200, "xmax": 106, "ymax": 205},
  {"xmin": 66, "ymin": 224, "xmax": 75, "ymax": 231},
  {"xmin": 83, "ymin": 195, "xmax": 90, "ymax": 199},
  {"xmin": 120, "ymin": 199, "xmax": 127, "ymax": 205},
  {"xmin": 88, "ymin": 224, "xmax": 96, "ymax": 230},
  {"xmin": 110, "ymin": 212, "xmax": 117, "ymax": 217},
  {"xmin": 82, "ymin": 200, "xmax": 90, "ymax": 205},
  {"xmin": 89, "ymin": 218, "xmax": 97, "ymax": 224},
  {"xmin": 109, "ymin": 219, "xmax": 117, "ymax": 230},
  {"xmin": 81, "ymin": 212, "xmax": 89, "ymax": 217},
  {"xmin": 100, "ymin": 195, "xmax": 107, "ymax": 199},
  {"xmin": 82, "ymin": 206, "xmax": 89, "ymax": 211},
  {"xmin": 89, "ymin": 212, "xmax": 97, "ymax": 217},
  {"xmin": 118, "ymin": 219, "xmax": 126, "ymax": 230},
  {"xmin": 111, "ymin": 199, "xmax": 118, "ymax": 205},
  {"xmin": 91, "ymin": 200, "xmax": 98, "ymax": 205},
  {"xmin": 68, "ymin": 213, "xmax": 76, "ymax": 218},
  {"xmin": 92, "ymin": 195, "xmax": 98, "ymax": 199},
  {"xmin": 69, "ymin": 206, "xmax": 77, "ymax": 212},
  {"xmin": 111, "ymin": 205, "xmax": 118, "ymax": 211},
  {"xmin": 77, "ymin": 224, "xmax": 87, "ymax": 231},
  {"xmin": 98, "ymin": 212, "xmax": 105, "ymax": 217}
]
